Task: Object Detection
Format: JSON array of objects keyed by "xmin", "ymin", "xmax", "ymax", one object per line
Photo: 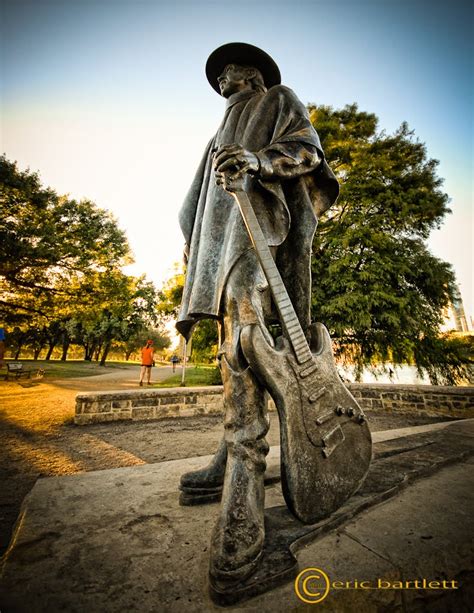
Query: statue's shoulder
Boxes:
[
  {"xmin": 264, "ymin": 84, "xmax": 303, "ymax": 108},
  {"xmin": 266, "ymin": 84, "xmax": 296, "ymax": 98}
]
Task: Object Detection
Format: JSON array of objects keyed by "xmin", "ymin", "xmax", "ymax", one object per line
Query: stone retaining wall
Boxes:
[
  {"xmin": 74, "ymin": 387, "xmax": 223, "ymax": 425},
  {"xmin": 75, "ymin": 384, "xmax": 474, "ymax": 425},
  {"xmin": 347, "ymin": 384, "xmax": 474, "ymax": 419}
]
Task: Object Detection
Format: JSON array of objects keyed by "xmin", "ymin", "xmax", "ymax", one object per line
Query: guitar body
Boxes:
[
  {"xmin": 220, "ymin": 180, "xmax": 372, "ymax": 525},
  {"xmin": 241, "ymin": 322, "xmax": 372, "ymax": 525}
]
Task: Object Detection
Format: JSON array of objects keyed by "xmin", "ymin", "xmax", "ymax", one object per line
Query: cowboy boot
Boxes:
[
  {"xmin": 209, "ymin": 356, "xmax": 269, "ymax": 589},
  {"xmin": 179, "ymin": 434, "xmax": 278, "ymax": 506},
  {"xmin": 179, "ymin": 437, "xmax": 227, "ymax": 505}
]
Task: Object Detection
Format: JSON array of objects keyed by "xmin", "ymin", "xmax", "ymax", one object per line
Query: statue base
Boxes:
[
  {"xmin": 209, "ymin": 423, "xmax": 474, "ymax": 605},
  {"xmin": 0, "ymin": 422, "xmax": 472, "ymax": 612}
]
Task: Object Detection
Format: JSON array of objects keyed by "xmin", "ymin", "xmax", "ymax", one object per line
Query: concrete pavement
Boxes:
[{"xmin": 1, "ymin": 420, "xmax": 473, "ymax": 612}]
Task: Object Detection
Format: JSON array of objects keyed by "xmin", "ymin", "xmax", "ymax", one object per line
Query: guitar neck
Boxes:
[{"xmin": 232, "ymin": 188, "xmax": 312, "ymax": 365}]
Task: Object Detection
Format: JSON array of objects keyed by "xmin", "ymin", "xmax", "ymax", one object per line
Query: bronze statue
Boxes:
[{"xmin": 176, "ymin": 42, "xmax": 372, "ymax": 597}]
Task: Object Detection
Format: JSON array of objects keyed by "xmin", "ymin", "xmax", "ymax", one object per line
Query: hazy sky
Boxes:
[{"xmin": 2, "ymin": 0, "xmax": 473, "ymax": 318}]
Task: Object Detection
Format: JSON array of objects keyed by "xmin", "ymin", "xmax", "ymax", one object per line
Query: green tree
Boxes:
[
  {"xmin": 65, "ymin": 271, "xmax": 164, "ymax": 365},
  {"xmin": 191, "ymin": 320, "xmax": 219, "ymax": 363},
  {"xmin": 309, "ymin": 104, "xmax": 465, "ymax": 383},
  {"xmin": 0, "ymin": 156, "xmax": 170, "ymax": 365},
  {"xmin": 111, "ymin": 277, "xmax": 171, "ymax": 362},
  {"xmin": 0, "ymin": 156, "xmax": 131, "ymax": 324},
  {"xmin": 156, "ymin": 270, "xmax": 219, "ymax": 363},
  {"xmin": 120, "ymin": 327, "xmax": 171, "ymax": 361},
  {"xmin": 156, "ymin": 268, "xmax": 184, "ymax": 319}
]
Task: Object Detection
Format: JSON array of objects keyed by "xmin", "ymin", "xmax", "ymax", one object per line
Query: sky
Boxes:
[{"xmin": 1, "ymin": 0, "xmax": 473, "ymax": 321}]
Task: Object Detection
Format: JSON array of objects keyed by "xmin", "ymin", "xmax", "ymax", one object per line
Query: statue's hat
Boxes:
[{"xmin": 206, "ymin": 42, "xmax": 281, "ymax": 94}]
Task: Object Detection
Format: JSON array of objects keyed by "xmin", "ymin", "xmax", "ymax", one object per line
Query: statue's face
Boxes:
[{"xmin": 217, "ymin": 64, "xmax": 254, "ymax": 98}]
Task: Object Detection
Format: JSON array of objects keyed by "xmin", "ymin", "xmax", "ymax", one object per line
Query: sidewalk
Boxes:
[
  {"xmin": 50, "ymin": 364, "xmax": 179, "ymax": 391},
  {"xmin": 1, "ymin": 420, "xmax": 473, "ymax": 612}
]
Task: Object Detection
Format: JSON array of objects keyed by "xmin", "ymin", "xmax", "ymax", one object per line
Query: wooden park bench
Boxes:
[{"xmin": 6, "ymin": 362, "xmax": 45, "ymax": 381}]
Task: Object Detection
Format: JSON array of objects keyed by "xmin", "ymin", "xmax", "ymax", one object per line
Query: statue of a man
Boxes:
[{"xmin": 176, "ymin": 43, "xmax": 339, "ymax": 588}]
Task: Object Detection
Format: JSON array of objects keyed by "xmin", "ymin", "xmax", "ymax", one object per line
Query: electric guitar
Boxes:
[{"xmin": 224, "ymin": 172, "xmax": 372, "ymax": 525}]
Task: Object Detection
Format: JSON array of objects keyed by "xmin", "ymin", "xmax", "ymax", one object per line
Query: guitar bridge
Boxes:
[{"xmin": 321, "ymin": 425, "xmax": 345, "ymax": 458}]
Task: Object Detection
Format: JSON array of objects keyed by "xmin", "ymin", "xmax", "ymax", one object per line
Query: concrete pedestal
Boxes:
[{"xmin": 1, "ymin": 421, "xmax": 473, "ymax": 612}]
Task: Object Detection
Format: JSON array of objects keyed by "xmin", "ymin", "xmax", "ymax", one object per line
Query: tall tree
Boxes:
[
  {"xmin": 0, "ymin": 157, "xmax": 170, "ymax": 364},
  {"xmin": 191, "ymin": 320, "xmax": 219, "ymax": 363},
  {"xmin": 156, "ymin": 269, "xmax": 184, "ymax": 320},
  {"xmin": 0, "ymin": 156, "xmax": 131, "ymax": 323},
  {"xmin": 65, "ymin": 271, "xmax": 163, "ymax": 365},
  {"xmin": 156, "ymin": 107, "xmax": 469, "ymax": 382},
  {"xmin": 156, "ymin": 270, "xmax": 219, "ymax": 363},
  {"xmin": 120, "ymin": 327, "xmax": 171, "ymax": 361},
  {"xmin": 308, "ymin": 104, "xmax": 465, "ymax": 383}
]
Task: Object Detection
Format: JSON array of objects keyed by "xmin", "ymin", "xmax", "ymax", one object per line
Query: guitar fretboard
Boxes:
[{"xmin": 232, "ymin": 188, "xmax": 313, "ymax": 365}]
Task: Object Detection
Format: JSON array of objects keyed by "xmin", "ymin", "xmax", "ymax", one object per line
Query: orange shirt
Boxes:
[{"xmin": 141, "ymin": 346, "xmax": 154, "ymax": 366}]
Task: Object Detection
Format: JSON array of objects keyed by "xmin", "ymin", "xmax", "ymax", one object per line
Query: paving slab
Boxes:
[
  {"xmin": 1, "ymin": 420, "xmax": 473, "ymax": 612},
  {"xmin": 371, "ymin": 419, "xmax": 456, "ymax": 443}
]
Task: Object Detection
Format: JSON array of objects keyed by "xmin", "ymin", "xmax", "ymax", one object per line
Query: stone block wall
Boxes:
[
  {"xmin": 348, "ymin": 384, "xmax": 474, "ymax": 419},
  {"xmin": 75, "ymin": 384, "xmax": 474, "ymax": 425},
  {"xmin": 75, "ymin": 387, "xmax": 223, "ymax": 425}
]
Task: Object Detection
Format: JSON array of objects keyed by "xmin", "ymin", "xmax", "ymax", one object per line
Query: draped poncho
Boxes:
[{"xmin": 176, "ymin": 85, "xmax": 339, "ymax": 340}]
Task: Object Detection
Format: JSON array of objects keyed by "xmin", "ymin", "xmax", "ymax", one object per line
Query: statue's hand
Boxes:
[
  {"xmin": 213, "ymin": 144, "xmax": 260, "ymax": 177},
  {"xmin": 215, "ymin": 170, "xmax": 241, "ymax": 192}
]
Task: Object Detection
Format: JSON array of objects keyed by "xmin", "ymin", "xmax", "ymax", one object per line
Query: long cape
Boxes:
[{"xmin": 177, "ymin": 86, "xmax": 339, "ymax": 340}]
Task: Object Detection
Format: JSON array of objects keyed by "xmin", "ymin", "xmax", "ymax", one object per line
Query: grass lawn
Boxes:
[
  {"xmin": 155, "ymin": 365, "xmax": 222, "ymax": 387},
  {"xmin": 0, "ymin": 359, "xmax": 138, "ymax": 380}
]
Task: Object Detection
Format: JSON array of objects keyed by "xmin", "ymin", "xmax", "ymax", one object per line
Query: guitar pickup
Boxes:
[
  {"xmin": 309, "ymin": 387, "xmax": 327, "ymax": 403},
  {"xmin": 315, "ymin": 410, "xmax": 335, "ymax": 426},
  {"xmin": 321, "ymin": 425, "xmax": 345, "ymax": 458}
]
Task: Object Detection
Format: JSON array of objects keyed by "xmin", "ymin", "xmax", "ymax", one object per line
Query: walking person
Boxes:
[
  {"xmin": 0, "ymin": 328, "xmax": 5, "ymax": 369},
  {"xmin": 139, "ymin": 340, "xmax": 154, "ymax": 386},
  {"xmin": 171, "ymin": 354, "xmax": 179, "ymax": 373}
]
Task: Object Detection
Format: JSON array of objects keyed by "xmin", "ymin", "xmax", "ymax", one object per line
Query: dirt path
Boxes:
[
  {"xmin": 51, "ymin": 363, "xmax": 178, "ymax": 390},
  {"xmin": 0, "ymin": 369, "xmax": 459, "ymax": 557}
]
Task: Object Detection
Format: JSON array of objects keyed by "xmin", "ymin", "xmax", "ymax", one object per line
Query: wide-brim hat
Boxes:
[{"xmin": 206, "ymin": 42, "xmax": 281, "ymax": 94}]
